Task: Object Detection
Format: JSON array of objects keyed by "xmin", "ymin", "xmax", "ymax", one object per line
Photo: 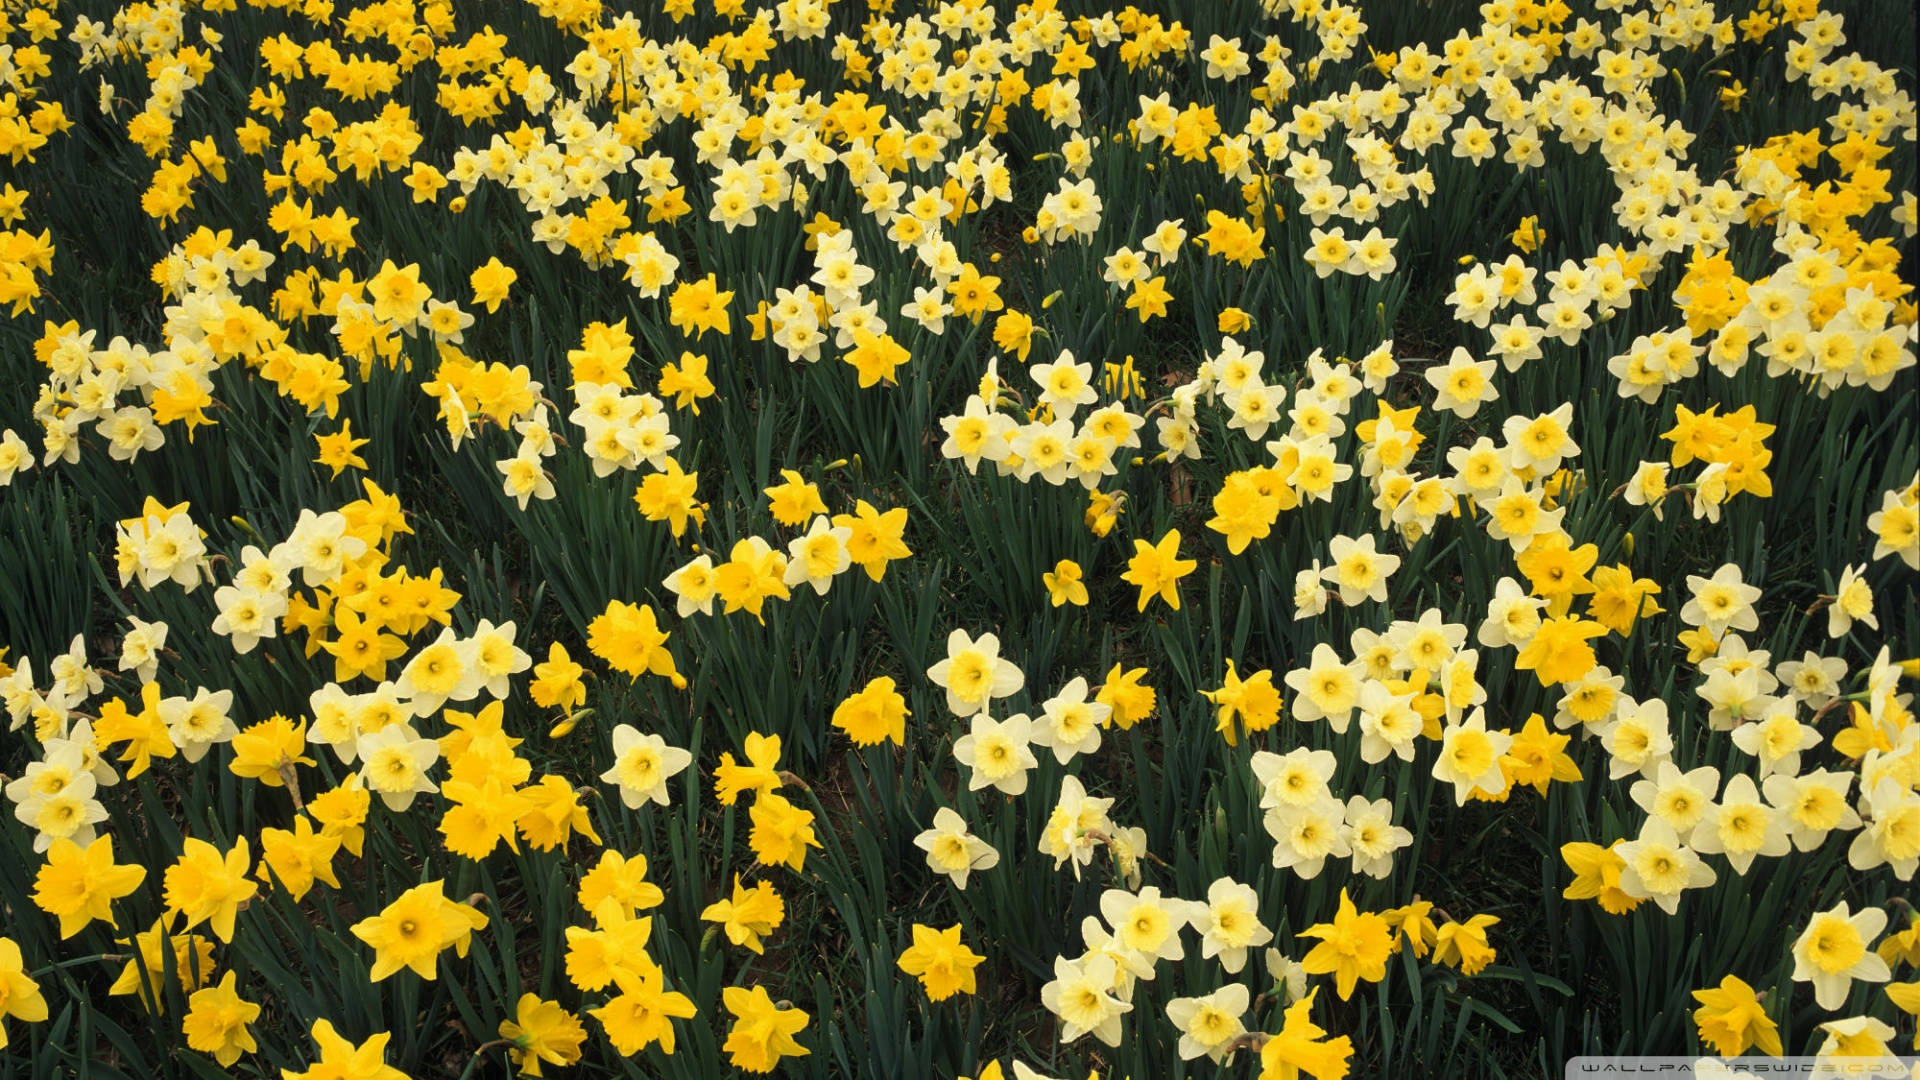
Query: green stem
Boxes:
[{"xmin": 29, "ymin": 953, "xmax": 123, "ymax": 979}]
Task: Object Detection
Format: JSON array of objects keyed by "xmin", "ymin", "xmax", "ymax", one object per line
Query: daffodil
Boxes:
[
  {"xmin": 915, "ymin": 806, "xmax": 1000, "ymax": 890},
  {"xmin": 182, "ymin": 971, "xmax": 260, "ymax": 1066},
  {"xmin": 1791, "ymin": 902, "xmax": 1891, "ymax": 1010},
  {"xmin": 831, "ymin": 676, "xmax": 909, "ymax": 747},
  {"xmin": 928, "ymin": 629, "xmax": 1025, "ymax": 718},
  {"xmin": 282, "ymin": 1019, "xmax": 408, "ymax": 1080},
  {"xmin": 0, "ymin": 937, "xmax": 48, "ymax": 1050},
  {"xmin": 499, "ymin": 994, "xmax": 587, "ymax": 1076},
  {"xmin": 1297, "ymin": 889, "xmax": 1393, "ymax": 1000},
  {"xmin": 349, "ymin": 881, "xmax": 486, "ymax": 983},
  {"xmin": 33, "ymin": 834, "xmax": 146, "ymax": 938},
  {"xmin": 1690, "ymin": 975, "xmax": 1783, "ymax": 1057},
  {"xmin": 896, "ymin": 923, "xmax": 984, "ymax": 1002},
  {"xmin": 1121, "ymin": 528, "xmax": 1196, "ymax": 612},
  {"xmin": 701, "ymin": 876, "xmax": 786, "ymax": 954},
  {"xmin": 600, "ymin": 725, "xmax": 692, "ymax": 808},
  {"xmin": 720, "ymin": 985, "xmax": 809, "ymax": 1073},
  {"xmin": 1166, "ymin": 983, "xmax": 1248, "ymax": 1062}
]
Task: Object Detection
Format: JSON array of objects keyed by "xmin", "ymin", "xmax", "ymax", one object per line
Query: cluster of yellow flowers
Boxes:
[
  {"xmin": 658, "ymin": 479, "xmax": 912, "ymax": 617},
  {"xmin": 0, "ymin": 4, "xmax": 67, "ymax": 315},
  {"xmin": 0, "ymin": 0, "xmax": 1914, "ymax": 1074}
]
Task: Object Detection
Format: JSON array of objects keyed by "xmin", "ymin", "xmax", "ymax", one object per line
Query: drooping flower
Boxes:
[{"xmin": 1690, "ymin": 975, "xmax": 1784, "ymax": 1058}]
